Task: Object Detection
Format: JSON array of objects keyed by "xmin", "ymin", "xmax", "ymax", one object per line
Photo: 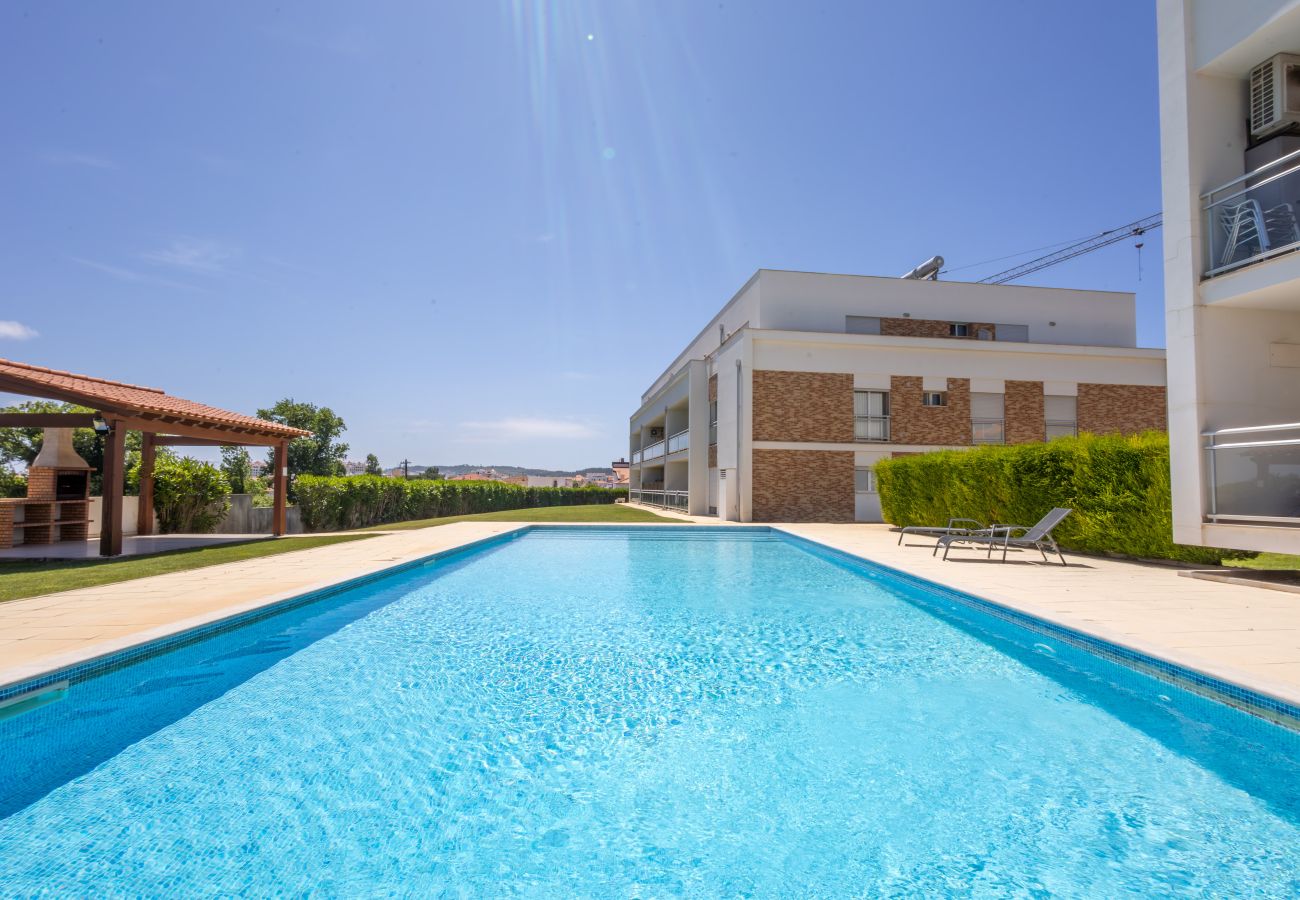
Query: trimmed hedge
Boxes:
[
  {"xmin": 293, "ymin": 475, "xmax": 627, "ymax": 531},
  {"xmin": 875, "ymin": 432, "xmax": 1240, "ymax": 565}
]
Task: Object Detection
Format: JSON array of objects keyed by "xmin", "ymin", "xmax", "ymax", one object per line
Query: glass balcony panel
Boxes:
[
  {"xmin": 1203, "ymin": 154, "xmax": 1300, "ymax": 277},
  {"xmin": 1207, "ymin": 428, "xmax": 1300, "ymax": 521}
]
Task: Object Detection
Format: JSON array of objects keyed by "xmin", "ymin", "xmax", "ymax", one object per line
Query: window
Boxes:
[
  {"xmin": 854, "ymin": 467, "xmax": 877, "ymax": 493},
  {"xmin": 971, "ymin": 392, "xmax": 1005, "ymax": 444},
  {"xmin": 854, "ymin": 390, "xmax": 890, "ymax": 441},
  {"xmin": 922, "ymin": 391, "xmax": 947, "ymax": 407},
  {"xmin": 1045, "ymin": 395, "xmax": 1077, "ymax": 439},
  {"xmin": 976, "ymin": 327, "xmax": 993, "ymax": 341},
  {"xmin": 708, "ymin": 400, "xmax": 718, "ymax": 445},
  {"xmin": 846, "ymin": 315, "xmax": 881, "ymax": 335},
  {"xmin": 949, "ymin": 323, "xmax": 970, "ymax": 337}
]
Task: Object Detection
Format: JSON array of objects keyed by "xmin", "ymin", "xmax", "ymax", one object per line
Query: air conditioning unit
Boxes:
[
  {"xmin": 649, "ymin": 427, "xmax": 664, "ymax": 438},
  {"xmin": 1249, "ymin": 53, "xmax": 1300, "ymax": 140}
]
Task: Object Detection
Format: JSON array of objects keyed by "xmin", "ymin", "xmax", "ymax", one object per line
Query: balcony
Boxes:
[
  {"xmin": 631, "ymin": 449, "xmax": 642, "ymax": 465},
  {"xmin": 642, "ymin": 440, "xmax": 665, "ymax": 462},
  {"xmin": 854, "ymin": 417, "xmax": 890, "ymax": 442},
  {"xmin": 1204, "ymin": 422, "xmax": 1300, "ymax": 525},
  {"xmin": 666, "ymin": 429, "xmax": 689, "ymax": 454},
  {"xmin": 630, "ymin": 489, "xmax": 688, "ymax": 511},
  {"xmin": 971, "ymin": 418, "xmax": 1005, "ymax": 444},
  {"xmin": 1203, "ymin": 149, "xmax": 1300, "ymax": 279}
]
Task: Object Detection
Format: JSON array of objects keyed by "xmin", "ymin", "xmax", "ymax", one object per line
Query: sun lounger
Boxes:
[
  {"xmin": 933, "ymin": 508, "xmax": 1072, "ymax": 566},
  {"xmin": 896, "ymin": 518, "xmax": 988, "ymax": 545}
]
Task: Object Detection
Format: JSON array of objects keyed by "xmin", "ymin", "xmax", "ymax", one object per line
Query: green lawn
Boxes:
[
  {"xmin": 1224, "ymin": 552, "xmax": 1300, "ymax": 571},
  {"xmin": 358, "ymin": 503, "xmax": 676, "ymax": 531},
  {"xmin": 0, "ymin": 534, "xmax": 373, "ymax": 603}
]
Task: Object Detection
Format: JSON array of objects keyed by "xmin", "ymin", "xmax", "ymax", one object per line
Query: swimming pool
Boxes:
[{"xmin": 1, "ymin": 526, "xmax": 1297, "ymax": 895}]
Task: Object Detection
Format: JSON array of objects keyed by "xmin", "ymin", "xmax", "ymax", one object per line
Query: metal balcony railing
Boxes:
[
  {"xmin": 631, "ymin": 449, "xmax": 642, "ymax": 465},
  {"xmin": 1203, "ymin": 422, "xmax": 1300, "ymax": 524},
  {"xmin": 854, "ymin": 416, "xmax": 890, "ymax": 442},
  {"xmin": 630, "ymin": 489, "xmax": 689, "ymax": 510},
  {"xmin": 666, "ymin": 429, "xmax": 689, "ymax": 454},
  {"xmin": 972, "ymin": 418, "xmax": 1005, "ymax": 444},
  {"xmin": 1203, "ymin": 148, "xmax": 1300, "ymax": 278}
]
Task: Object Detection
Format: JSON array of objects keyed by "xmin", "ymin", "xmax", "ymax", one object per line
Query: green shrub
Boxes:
[
  {"xmin": 293, "ymin": 475, "xmax": 627, "ymax": 531},
  {"xmin": 149, "ymin": 456, "xmax": 231, "ymax": 534},
  {"xmin": 875, "ymin": 432, "xmax": 1244, "ymax": 565}
]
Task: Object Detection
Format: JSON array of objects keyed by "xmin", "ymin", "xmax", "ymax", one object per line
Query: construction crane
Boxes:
[{"xmin": 974, "ymin": 213, "xmax": 1162, "ymax": 285}]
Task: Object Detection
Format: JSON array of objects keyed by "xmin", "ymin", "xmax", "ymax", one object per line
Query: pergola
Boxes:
[{"xmin": 0, "ymin": 357, "xmax": 310, "ymax": 556}]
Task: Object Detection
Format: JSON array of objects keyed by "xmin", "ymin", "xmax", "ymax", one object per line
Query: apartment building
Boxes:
[
  {"xmin": 629, "ymin": 269, "xmax": 1166, "ymax": 522},
  {"xmin": 1158, "ymin": 1, "xmax": 1300, "ymax": 553}
]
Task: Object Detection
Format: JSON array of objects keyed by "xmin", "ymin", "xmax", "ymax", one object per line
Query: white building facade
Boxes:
[
  {"xmin": 1158, "ymin": 0, "xmax": 1300, "ymax": 552},
  {"xmin": 629, "ymin": 270, "xmax": 1167, "ymax": 522}
]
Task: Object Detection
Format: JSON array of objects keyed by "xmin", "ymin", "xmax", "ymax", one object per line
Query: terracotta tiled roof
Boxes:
[{"xmin": 0, "ymin": 357, "xmax": 309, "ymax": 440}]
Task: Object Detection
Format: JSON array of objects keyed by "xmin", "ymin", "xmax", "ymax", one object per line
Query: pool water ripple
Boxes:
[{"xmin": 0, "ymin": 528, "xmax": 1297, "ymax": 896}]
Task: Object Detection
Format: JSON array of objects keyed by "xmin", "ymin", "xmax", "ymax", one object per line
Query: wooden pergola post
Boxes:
[
  {"xmin": 272, "ymin": 440, "xmax": 288, "ymax": 536},
  {"xmin": 137, "ymin": 432, "xmax": 156, "ymax": 537},
  {"xmin": 99, "ymin": 418, "xmax": 126, "ymax": 557}
]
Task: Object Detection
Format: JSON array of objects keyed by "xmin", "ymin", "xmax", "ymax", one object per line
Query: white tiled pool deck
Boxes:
[{"xmin": 1, "ymin": 521, "xmax": 1298, "ymax": 710}]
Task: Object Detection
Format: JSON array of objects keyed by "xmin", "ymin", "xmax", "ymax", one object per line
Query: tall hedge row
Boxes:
[
  {"xmin": 293, "ymin": 475, "xmax": 626, "ymax": 531},
  {"xmin": 875, "ymin": 432, "xmax": 1237, "ymax": 565}
]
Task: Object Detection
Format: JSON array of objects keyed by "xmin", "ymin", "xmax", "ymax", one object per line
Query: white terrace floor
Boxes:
[{"xmin": 1, "ymin": 520, "xmax": 1298, "ymax": 709}]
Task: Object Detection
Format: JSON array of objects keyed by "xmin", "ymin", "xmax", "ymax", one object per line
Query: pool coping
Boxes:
[{"xmin": 1, "ymin": 523, "xmax": 1298, "ymax": 732}]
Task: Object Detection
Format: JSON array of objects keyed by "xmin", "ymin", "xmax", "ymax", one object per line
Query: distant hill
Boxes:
[{"xmin": 426, "ymin": 464, "xmax": 615, "ymax": 478}]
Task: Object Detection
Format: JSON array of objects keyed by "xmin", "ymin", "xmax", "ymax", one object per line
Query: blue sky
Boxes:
[{"xmin": 1, "ymin": 1, "xmax": 1163, "ymax": 471}]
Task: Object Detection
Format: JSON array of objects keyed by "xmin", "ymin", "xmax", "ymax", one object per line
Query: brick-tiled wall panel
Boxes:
[
  {"xmin": 889, "ymin": 376, "xmax": 972, "ymax": 445},
  {"xmin": 880, "ymin": 318, "xmax": 997, "ymax": 340},
  {"xmin": 751, "ymin": 370, "xmax": 854, "ymax": 442},
  {"xmin": 1004, "ymin": 380, "xmax": 1046, "ymax": 444},
  {"xmin": 752, "ymin": 449, "xmax": 854, "ymax": 522},
  {"xmin": 26, "ymin": 469, "xmax": 55, "ymax": 500},
  {"xmin": 707, "ymin": 444, "xmax": 717, "ymax": 468},
  {"xmin": 1077, "ymin": 384, "xmax": 1168, "ymax": 434}
]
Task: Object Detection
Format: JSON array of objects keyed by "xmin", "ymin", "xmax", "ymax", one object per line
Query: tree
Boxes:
[
  {"xmin": 220, "ymin": 446, "xmax": 253, "ymax": 494},
  {"xmin": 364, "ymin": 453, "xmax": 383, "ymax": 476},
  {"xmin": 0, "ymin": 400, "xmax": 141, "ymax": 495},
  {"xmin": 413, "ymin": 466, "xmax": 442, "ymax": 480},
  {"xmin": 255, "ymin": 399, "xmax": 349, "ymax": 496}
]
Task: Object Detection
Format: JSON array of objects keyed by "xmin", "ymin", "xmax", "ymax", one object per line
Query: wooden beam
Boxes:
[
  {"xmin": 272, "ymin": 441, "xmax": 288, "ymax": 536},
  {"xmin": 152, "ymin": 436, "xmax": 250, "ymax": 448},
  {"xmin": 99, "ymin": 418, "xmax": 126, "ymax": 557},
  {"xmin": 137, "ymin": 432, "xmax": 156, "ymax": 537},
  {"xmin": 0, "ymin": 413, "xmax": 96, "ymax": 428},
  {"xmin": 114, "ymin": 417, "xmax": 286, "ymax": 446}
]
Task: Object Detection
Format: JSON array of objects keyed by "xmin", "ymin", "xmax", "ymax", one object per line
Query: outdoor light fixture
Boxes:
[{"xmin": 91, "ymin": 414, "xmax": 110, "ymax": 436}]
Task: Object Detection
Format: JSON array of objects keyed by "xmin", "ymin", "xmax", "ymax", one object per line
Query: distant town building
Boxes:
[{"xmin": 509, "ymin": 474, "xmax": 578, "ymax": 488}]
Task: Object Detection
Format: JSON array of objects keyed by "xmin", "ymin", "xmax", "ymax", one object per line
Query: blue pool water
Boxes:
[{"xmin": 1, "ymin": 527, "xmax": 1298, "ymax": 896}]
